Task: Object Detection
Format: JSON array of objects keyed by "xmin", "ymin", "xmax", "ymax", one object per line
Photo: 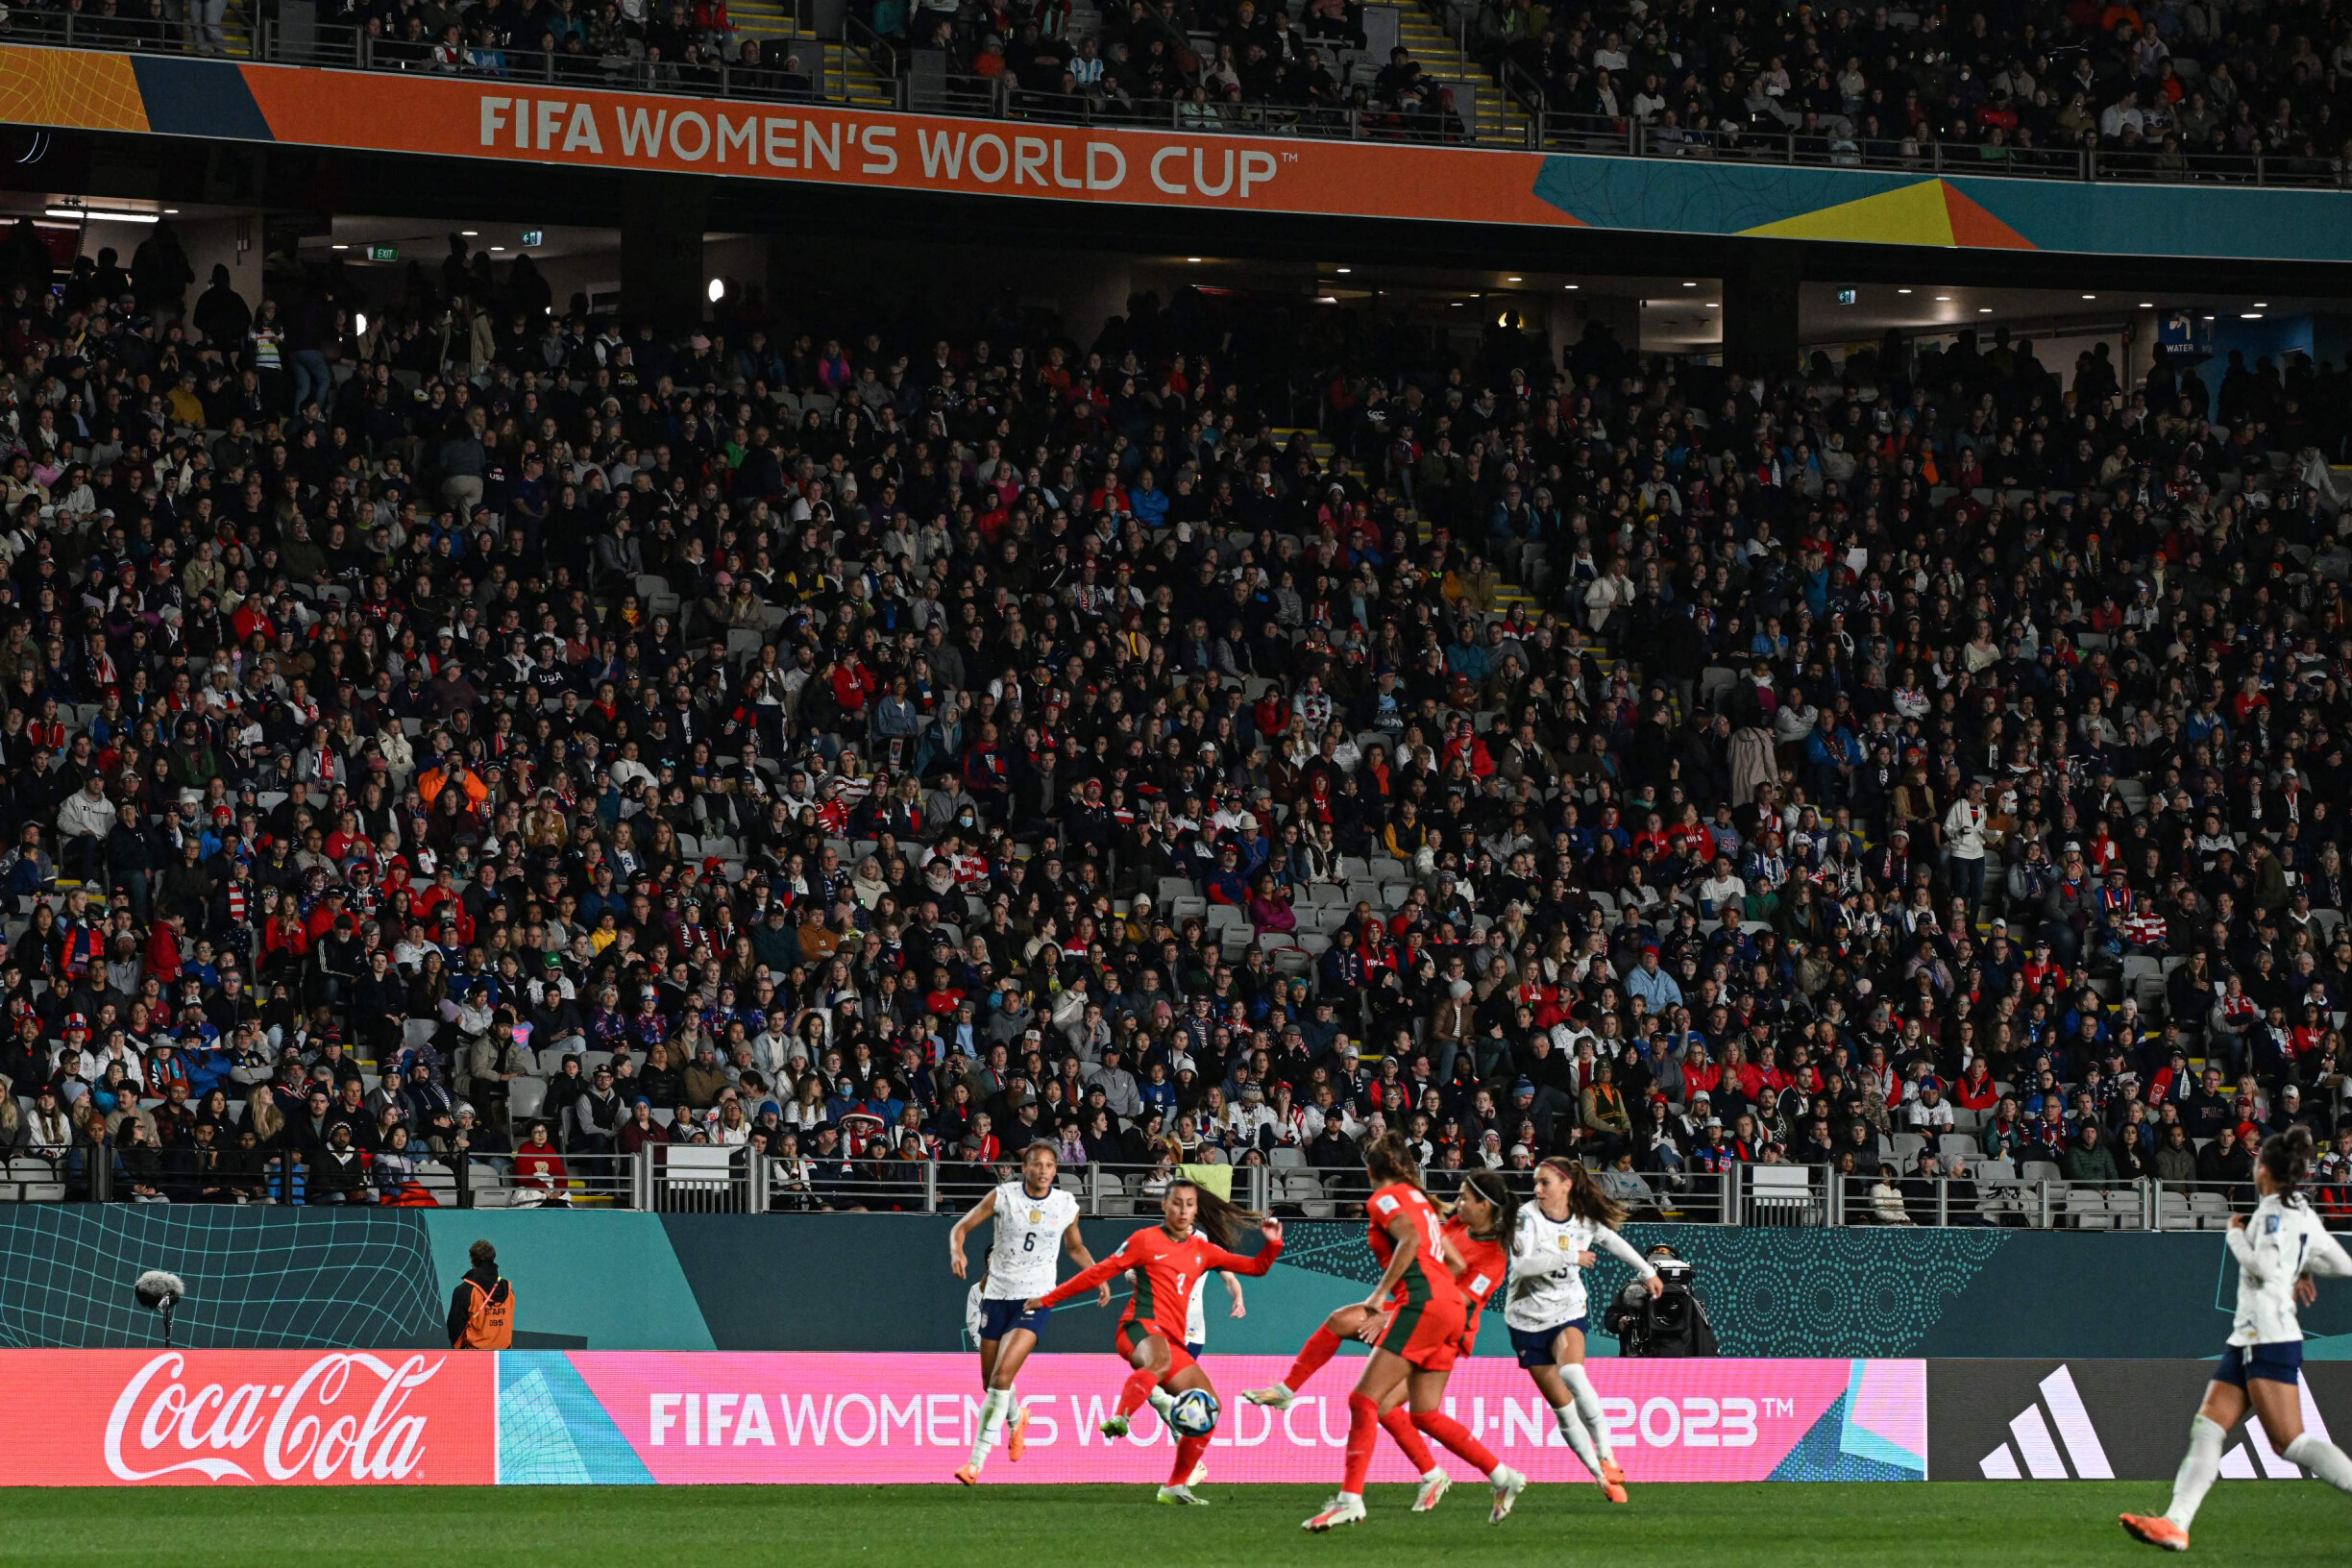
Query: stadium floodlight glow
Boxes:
[
  {"xmin": 461, "ymin": 230, "xmax": 479, "ymax": 236},
  {"xmin": 47, "ymin": 207, "xmax": 157, "ymax": 223},
  {"xmin": 2242, "ymin": 312, "xmax": 2264, "ymax": 319},
  {"xmin": 707, "ymin": 278, "xmax": 726, "ymax": 303},
  {"xmin": 1978, "ymin": 307, "xmax": 1993, "ymax": 313},
  {"xmin": 1334, "ymin": 266, "xmax": 1351, "ymax": 273},
  {"xmin": 355, "ymin": 312, "xmax": 368, "ymax": 334},
  {"xmin": 2140, "ymin": 302, "xmax": 2154, "ymax": 307},
  {"xmin": 1185, "ymin": 257, "xmax": 1202, "ymax": 262},
  {"xmin": 2082, "ymin": 293, "xmax": 2096, "ymax": 299},
  {"xmin": 1898, "ymin": 287, "xmax": 1913, "ymax": 294},
  {"xmin": 1704, "ymin": 302, "xmax": 1719, "ymax": 308},
  {"xmin": 1934, "ymin": 295, "xmax": 1951, "ymax": 302},
  {"xmin": 332, "ymin": 244, "xmax": 349, "ymax": 250},
  {"xmin": 1506, "ymin": 276, "xmax": 1522, "ymax": 282},
  {"xmin": 1562, "ymin": 283, "xmax": 1579, "ymax": 290},
  {"xmin": 2254, "ymin": 302, "xmax": 2269, "ymax": 306},
  {"xmin": 1681, "ymin": 281, "xmax": 1697, "ymax": 287}
]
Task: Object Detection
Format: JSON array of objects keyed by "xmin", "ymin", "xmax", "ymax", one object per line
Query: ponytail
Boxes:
[
  {"xmin": 1540, "ymin": 1154, "xmax": 1628, "ymax": 1231},
  {"xmin": 1362, "ymin": 1128, "xmax": 1427, "ymax": 1194},
  {"xmin": 2260, "ymin": 1126, "xmax": 2317, "ymax": 1200},
  {"xmin": 1169, "ymin": 1177, "xmax": 1261, "ymax": 1250}
]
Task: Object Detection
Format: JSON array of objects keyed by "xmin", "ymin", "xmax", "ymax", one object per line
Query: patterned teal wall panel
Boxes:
[{"xmin": 3, "ymin": 1210, "xmax": 2345, "ymax": 1356}]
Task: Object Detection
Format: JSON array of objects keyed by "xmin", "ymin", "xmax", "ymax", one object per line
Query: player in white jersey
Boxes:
[
  {"xmin": 2123, "ymin": 1128, "xmax": 2352, "ymax": 1552},
  {"xmin": 947, "ymin": 1141, "xmax": 1106, "ymax": 1485},
  {"xmin": 1162, "ymin": 1268, "xmax": 1242, "ymax": 1488},
  {"xmin": 1503, "ymin": 1157, "xmax": 1659, "ymax": 1505},
  {"xmin": 1184, "ymin": 1268, "xmax": 1244, "ymax": 1360}
]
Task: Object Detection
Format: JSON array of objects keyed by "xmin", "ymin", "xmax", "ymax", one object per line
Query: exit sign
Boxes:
[
  {"xmin": 365, "ymin": 244, "xmax": 398, "ymax": 261},
  {"xmin": 520, "ymin": 231, "xmax": 544, "ymax": 247},
  {"xmin": 1836, "ymin": 288, "xmax": 1858, "ymax": 305}
]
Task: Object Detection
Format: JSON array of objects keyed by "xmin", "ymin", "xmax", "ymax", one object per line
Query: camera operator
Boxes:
[{"xmin": 1605, "ymin": 1243, "xmax": 1718, "ymax": 1357}]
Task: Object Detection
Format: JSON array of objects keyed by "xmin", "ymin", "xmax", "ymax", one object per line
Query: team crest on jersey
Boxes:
[
  {"xmin": 2266, "ymin": 1214, "xmax": 2282, "ymax": 1234},
  {"xmin": 1029, "ymin": 1209, "xmax": 1043, "ymax": 1223},
  {"xmin": 1556, "ymin": 1235, "xmax": 1574, "ymax": 1249}
]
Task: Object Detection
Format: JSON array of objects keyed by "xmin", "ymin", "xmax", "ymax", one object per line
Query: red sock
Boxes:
[
  {"xmin": 1381, "ymin": 1407, "xmax": 1439, "ymax": 1473},
  {"xmin": 1285, "ymin": 1326, "xmax": 1342, "ymax": 1391},
  {"xmin": 1116, "ymin": 1365, "xmax": 1160, "ymax": 1418},
  {"xmin": 1169, "ymin": 1433, "xmax": 1209, "ymax": 1486},
  {"xmin": 1413, "ymin": 1409, "xmax": 1500, "ymax": 1477},
  {"xmin": 1342, "ymin": 1392, "xmax": 1381, "ymax": 1496}
]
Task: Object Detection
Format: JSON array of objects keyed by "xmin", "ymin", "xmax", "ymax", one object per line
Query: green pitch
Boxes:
[{"xmin": 8, "ymin": 1482, "xmax": 2343, "ymax": 1565}]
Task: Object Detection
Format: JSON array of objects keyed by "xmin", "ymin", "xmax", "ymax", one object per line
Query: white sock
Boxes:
[
  {"xmin": 1147, "ymin": 1385, "xmax": 1178, "ymax": 1418},
  {"xmin": 1423, "ymin": 1467, "xmax": 1446, "ymax": 1482},
  {"xmin": 2285, "ymin": 1432, "xmax": 2352, "ymax": 1492},
  {"xmin": 2165, "ymin": 1415, "xmax": 2227, "ymax": 1530},
  {"xmin": 969, "ymin": 1386, "xmax": 1011, "ymax": 1469},
  {"xmin": 1553, "ymin": 1403, "xmax": 1603, "ymax": 1479},
  {"xmin": 1560, "ymin": 1364, "xmax": 1615, "ymax": 1464}
]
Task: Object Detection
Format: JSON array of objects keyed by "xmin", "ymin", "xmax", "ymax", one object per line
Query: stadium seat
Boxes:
[
  {"xmin": 1937, "ymin": 1133, "xmax": 1979, "ymax": 1160},
  {"xmin": 2067, "ymin": 1188, "xmax": 2114, "ymax": 1231},
  {"xmin": 508, "ymin": 1078, "xmax": 549, "ymax": 1122},
  {"xmin": 1745, "ymin": 1164, "xmax": 1816, "ymax": 1224},
  {"xmin": 1286, "ymin": 1171, "xmax": 1335, "ymax": 1220}
]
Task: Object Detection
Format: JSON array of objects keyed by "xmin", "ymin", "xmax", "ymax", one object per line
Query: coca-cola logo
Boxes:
[{"xmin": 104, "ymin": 1352, "xmax": 450, "ymax": 1482}]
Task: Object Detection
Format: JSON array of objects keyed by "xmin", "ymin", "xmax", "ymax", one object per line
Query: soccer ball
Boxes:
[{"xmin": 1167, "ymin": 1388, "xmax": 1220, "ymax": 1437}]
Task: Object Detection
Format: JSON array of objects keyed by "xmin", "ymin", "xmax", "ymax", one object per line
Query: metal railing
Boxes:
[
  {"xmin": 1529, "ymin": 113, "xmax": 2352, "ymax": 188},
  {"xmin": 24, "ymin": 1141, "xmax": 2337, "ymax": 1232},
  {"xmin": 1717, "ymin": 1164, "xmax": 2352, "ymax": 1230},
  {"xmin": 251, "ymin": 19, "xmax": 831, "ymax": 103},
  {"xmin": 1000, "ymin": 86, "xmax": 1454, "ymax": 141}
]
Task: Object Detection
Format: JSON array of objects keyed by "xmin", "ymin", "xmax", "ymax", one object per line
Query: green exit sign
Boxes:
[
  {"xmin": 1837, "ymin": 288, "xmax": 1858, "ymax": 305},
  {"xmin": 519, "ymin": 231, "xmax": 544, "ymax": 248},
  {"xmin": 365, "ymin": 244, "xmax": 398, "ymax": 262}
]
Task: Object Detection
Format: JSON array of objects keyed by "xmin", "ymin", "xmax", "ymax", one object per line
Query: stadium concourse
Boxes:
[{"xmin": 0, "ymin": 219, "xmax": 2349, "ymax": 1228}]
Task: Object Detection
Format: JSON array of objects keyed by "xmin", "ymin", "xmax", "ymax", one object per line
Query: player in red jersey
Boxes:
[
  {"xmin": 1246, "ymin": 1169, "xmax": 1515, "ymax": 1514},
  {"xmin": 1030, "ymin": 1177, "xmax": 1285, "ymax": 1505},
  {"xmin": 1300, "ymin": 1134, "xmax": 1526, "ymax": 1532}
]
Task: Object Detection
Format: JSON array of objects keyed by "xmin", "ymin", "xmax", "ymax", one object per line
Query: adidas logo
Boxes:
[
  {"xmin": 1979, "ymin": 1366, "xmax": 2113, "ymax": 1479},
  {"xmin": 1977, "ymin": 1365, "xmax": 2335, "ymax": 1481},
  {"xmin": 2217, "ymin": 1377, "xmax": 2334, "ymax": 1480}
]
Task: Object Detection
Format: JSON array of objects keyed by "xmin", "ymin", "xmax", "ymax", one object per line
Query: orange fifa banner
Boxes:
[
  {"xmin": 107, "ymin": 49, "xmax": 1580, "ymax": 229},
  {"xmin": 0, "ymin": 1350, "xmax": 497, "ymax": 1485}
]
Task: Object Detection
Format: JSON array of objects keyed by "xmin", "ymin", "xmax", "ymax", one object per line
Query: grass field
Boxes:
[{"xmin": 11, "ymin": 1482, "xmax": 2347, "ymax": 1566}]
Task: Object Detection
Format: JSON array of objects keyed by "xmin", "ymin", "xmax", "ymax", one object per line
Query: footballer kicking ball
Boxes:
[{"xmin": 1168, "ymin": 1388, "xmax": 1220, "ymax": 1437}]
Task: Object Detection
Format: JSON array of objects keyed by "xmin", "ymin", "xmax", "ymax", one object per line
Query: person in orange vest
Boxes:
[{"xmin": 447, "ymin": 1238, "xmax": 515, "ymax": 1349}]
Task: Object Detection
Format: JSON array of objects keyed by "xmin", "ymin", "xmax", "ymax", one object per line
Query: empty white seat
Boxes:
[
  {"xmin": 2068, "ymin": 1188, "xmax": 2115, "ymax": 1230},
  {"xmin": 507, "ymin": 1079, "xmax": 549, "ymax": 1122}
]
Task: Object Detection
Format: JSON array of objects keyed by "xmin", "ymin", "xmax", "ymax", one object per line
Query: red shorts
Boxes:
[
  {"xmin": 1378, "ymin": 1290, "xmax": 1467, "ymax": 1372},
  {"xmin": 1116, "ymin": 1318, "xmax": 1197, "ymax": 1375}
]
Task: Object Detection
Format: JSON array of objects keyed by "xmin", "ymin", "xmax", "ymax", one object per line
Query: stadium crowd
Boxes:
[
  {"xmin": 1501, "ymin": 0, "xmax": 2352, "ymax": 178},
  {"xmin": 2, "ymin": 212, "xmax": 2352, "ymax": 1217},
  {"xmin": 16, "ymin": 0, "xmax": 2352, "ymax": 179}
]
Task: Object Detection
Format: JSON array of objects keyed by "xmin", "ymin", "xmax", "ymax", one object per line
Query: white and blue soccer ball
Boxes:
[{"xmin": 1167, "ymin": 1387, "xmax": 1220, "ymax": 1437}]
